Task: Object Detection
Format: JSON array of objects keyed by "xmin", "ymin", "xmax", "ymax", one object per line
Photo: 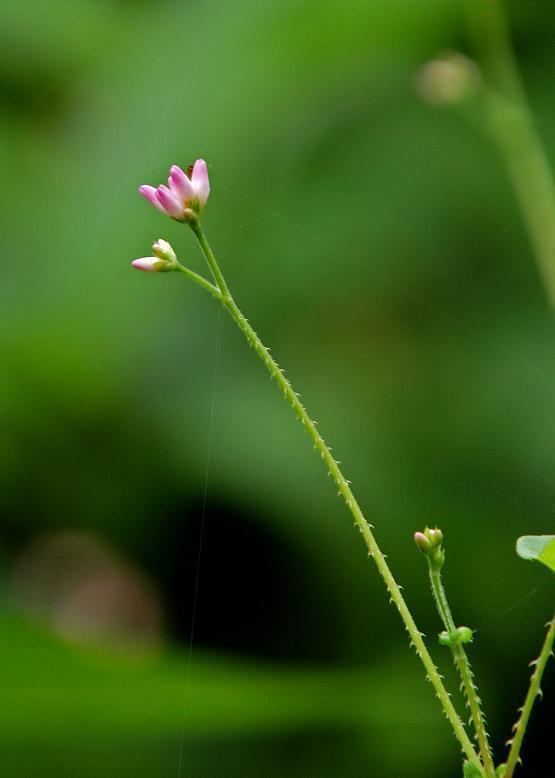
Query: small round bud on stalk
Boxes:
[
  {"xmin": 457, "ymin": 626, "xmax": 473, "ymax": 644},
  {"xmin": 414, "ymin": 526, "xmax": 445, "ymax": 571},
  {"xmin": 426, "ymin": 527, "xmax": 443, "ymax": 548},
  {"xmin": 414, "ymin": 531, "xmax": 432, "ymax": 554},
  {"xmin": 439, "ymin": 626, "xmax": 474, "ymax": 647},
  {"xmin": 415, "ymin": 50, "xmax": 480, "ymax": 106}
]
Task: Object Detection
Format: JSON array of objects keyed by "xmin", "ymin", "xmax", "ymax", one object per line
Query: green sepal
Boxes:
[
  {"xmin": 516, "ymin": 535, "xmax": 555, "ymax": 573},
  {"xmin": 439, "ymin": 626, "xmax": 474, "ymax": 647}
]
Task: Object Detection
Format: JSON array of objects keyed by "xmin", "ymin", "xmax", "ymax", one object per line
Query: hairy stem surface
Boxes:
[
  {"xmin": 187, "ymin": 224, "xmax": 481, "ymax": 768},
  {"xmin": 429, "ymin": 571, "xmax": 494, "ymax": 776},
  {"xmin": 504, "ymin": 614, "xmax": 555, "ymax": 777}
]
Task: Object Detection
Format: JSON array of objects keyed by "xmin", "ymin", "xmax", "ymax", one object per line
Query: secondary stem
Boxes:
[
  {"xmin": 504, "ymin": 614, "xmax": 555, "ymax": 777},
  {"xmin": 429, "ymin": 571, "xmax": 495, "ymax": 776},
  {"xmin": 188, "ymin": 224, "xmax": 481, "ymax": 768},
  {"xmin": 465, "ymin": 0, "xmax": 555, "ymax": 306},
  {"xmin": 175, "ymin": 263, "xmax": 222, "ymax": 300}
]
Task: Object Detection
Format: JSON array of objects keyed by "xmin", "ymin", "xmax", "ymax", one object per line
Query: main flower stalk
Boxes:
[
  {"xmin": 188, "ymin": 223, "xmax": 481, "ymax": 768},
  {"xmin": 134, "ymin": 160, "xmax": 481, "ymax": 770}
]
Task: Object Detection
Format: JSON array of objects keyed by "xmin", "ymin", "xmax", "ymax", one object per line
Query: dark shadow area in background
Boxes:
[
  {"xmin": 0, "ymin": 728, "xmax": 399, "ymax": 778},
  {"xmin": 152, "ymin": 496, "xmax": 337, "ymax": 663},
  {"xmin": 180, "ymin": 728, "xmax": 380, "ymax": 778},
  {"xmin": 492, "ymin": 673, "xmax": 554, "ymax": 776}
]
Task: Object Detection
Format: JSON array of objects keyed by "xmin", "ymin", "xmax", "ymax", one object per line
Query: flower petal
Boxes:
[
  {"xmin": 191, "ymin": 159, "xmax": 210, "ymax": 206},
  {"xmin": 169, "ymin": 164, "xmax": 195, "ymax": 202},
  {"xmin": 138, "ymin": 185, "xmax": 165, "ymax": 212},
  {"xmin": 156, "ymin": 185, "xmax": 186, "ymax": 219},
  {"xmin": 132, "ymin": 257, "xmax": 162, "ymax": 271}
]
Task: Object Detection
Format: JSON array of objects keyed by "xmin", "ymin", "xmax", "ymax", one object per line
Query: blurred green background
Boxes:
[{"xmin": 1, "ymin": 1, "xmax": 554, "ymax": 776}]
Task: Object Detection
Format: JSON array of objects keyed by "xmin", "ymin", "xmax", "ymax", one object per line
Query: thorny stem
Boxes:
[
  {"xmin": 504, "ymin": 614, "xmax": 555, "ymax": 778},
  {"xmin": 429, "ymin": 570, "xmax": 495, "ymax": 776},
  {"xmin": 185, "ymin": 224, "xmax": 482, "ymax": 769},
  {"xmin": 464, "ymin": 0, "xmax": 555, "ymax": 307}
]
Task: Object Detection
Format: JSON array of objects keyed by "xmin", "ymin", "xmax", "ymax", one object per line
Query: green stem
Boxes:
[
  {"xmin": 504, "ymin": 614, "xmax": 555, "ymax": 778},
  {"xmin": 429, "ymin": 570, "xmax": 495, "ymax": 777},
  {"xmin": 190, "ymin": 221, "xmax": 231, "ymax": 299},
  {"xmin": 465, "ymin": 0, "xmax": 555, "ymax": 306},
  {"xmin": 187, "ymin": 224, "xmax": 481, "ymax": 768},
  {"xmin": 175, "ymin": 263, "xmax": 222, "ymax": 300}
]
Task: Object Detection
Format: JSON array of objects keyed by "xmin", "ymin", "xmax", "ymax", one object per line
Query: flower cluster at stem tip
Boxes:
[
  {"xmin": 132, "ymin": 160, "xmax": 210, "ymax": 272},
  {"xmin": 414, "ymin": 527, "xmax": 445, "ymax": 571},
  {"xmin": 138, "ymin": 159, "xmax": 210, "ymax": 222}
]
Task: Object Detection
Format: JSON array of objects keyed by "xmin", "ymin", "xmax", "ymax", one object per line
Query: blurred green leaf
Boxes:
[
  {"xmin": 516, "ymin": 535, "xmax": 555, "ymax": 572},
  {"xmin": 0, "ymin": 610, "xmax": 450, "ymax": 777}
]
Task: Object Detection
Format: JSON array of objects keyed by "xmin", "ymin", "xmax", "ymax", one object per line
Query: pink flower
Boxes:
[{"xmin": 138, "ymin": 160, "xmax": 210, "ymax": 221}]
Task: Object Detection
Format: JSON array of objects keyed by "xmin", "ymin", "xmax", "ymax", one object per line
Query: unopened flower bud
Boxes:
[
  {"xmin": 426, "ymin": 527, "xmax": 443, "ymax": 548},
  {"xmin": 439, "ymin": 626, "xmax": 473, "ymax": 647},
  {"xmin": 416, "ymin": 51, "xmax": 480, "ymax": 106},
  {"xmin": 131, "ymin": 239, "xmax": 178, "ymax": 273},
  {"xmin": 414, "ymin": 526, "xmax": 445, "ymax": 570},
  {"xmin": 457, "ymin": 626, "xmax": 473, "ymax": 644},
  {"xmin": 152, "ymin": 239, "xmax": 176, "ymax": 263},
  {"xmin": 131, "ymin": 257, "xmax": 171, "ymax": 272},
  {"xmin": 414, "ymin": 531, "xmax": 431, "ymax": 553}
]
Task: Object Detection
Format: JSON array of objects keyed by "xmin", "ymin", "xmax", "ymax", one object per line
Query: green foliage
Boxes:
[
  {"xmin": 0, "ymin": 610, "xmax": 446, "ymax": 777},
  {"xmin": 516, "ymin": 535, "xmax": 555, "ymax": 573}
]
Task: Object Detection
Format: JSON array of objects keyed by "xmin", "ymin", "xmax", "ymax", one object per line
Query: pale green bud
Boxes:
[{"xmin": 416, "ymin": 51, "xmax": 480, "ymax": 106}]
